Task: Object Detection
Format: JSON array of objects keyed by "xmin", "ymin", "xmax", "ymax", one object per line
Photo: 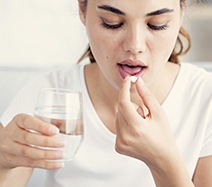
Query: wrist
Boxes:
[
  {"xmin": 0, "ymin": 167, "xmax": 12, "ymax": 186},
  {"xmin": 0, "ymin": 165, "xmax": 12, "ymax": 177},
  {"xmin": 146, "ymin": 151, "xmax": 193, "ymax": 187}
]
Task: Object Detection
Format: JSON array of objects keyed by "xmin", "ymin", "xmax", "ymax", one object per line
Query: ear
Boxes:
[{"xmin": 78, "ymin": 0, "xmax": 86, "ymax": 26}]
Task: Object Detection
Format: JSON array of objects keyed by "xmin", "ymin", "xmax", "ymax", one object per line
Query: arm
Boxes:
[
  {"xmin": 115, "ymin": 77, "xmax": 194, "ymax": 187},
  {"xmin": 193, "ymin": 156, "xmax": 212, "ymax": 187},
  {"xmin": 0, "ymin": 115, "xmax": 65, "ymax": 186},
  {"xmin": 0, "ymin": 166, "xmax": 33, "ymax": 187},
  {"xmin": 148, "ymin": 154, "xmax": 194, "ymax": 187},
  {"xmin": 0, "ymin": 123, "xmax": 11, "ymax": 186}
]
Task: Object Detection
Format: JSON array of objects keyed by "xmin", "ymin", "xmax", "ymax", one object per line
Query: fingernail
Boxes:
[
  {"xmin": 54, "ymin": 162, "xmax": 64, "ymax": 168},
  {"xmin": 49, "ymin": 126, "xmax": 59, "ymax": 135},
  {"xmin": 56, "ymin": 151, "xmax": 65, "ymax": 159},
  {"xmin": 57, "ymin": 139, "xmax": 65, "ymax": 147}
]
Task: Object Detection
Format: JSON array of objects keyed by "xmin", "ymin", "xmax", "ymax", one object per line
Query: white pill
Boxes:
[{"xmin": 130, "ymin": 76, "xmax": 137, "ymax": 83}]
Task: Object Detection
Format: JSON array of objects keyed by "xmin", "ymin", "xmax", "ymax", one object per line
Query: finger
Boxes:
[
  {"xmin": 118, "ymin": 77, "xmax": 141, "ymax": 118},
  {"xmin": 5, "ymin": 140, "xmax": 64, "ymax": 160},
  {"xmin": 135, "ymin": 78, "xmax": 161, "ymax": 117},
  {"xmin": 13, "ymin": 129, "xmax": 65, "ymax": 148},
  {"xmin": 119, "ymin": 76, "xmax": 131, "ymax": 102},
  {"xmin": 5, "ymin": 153, "xmax": 64, "ymax": 170},
  {"xmin": 14, "ymin": 114, "xmax": 59, "ymax": 136}
]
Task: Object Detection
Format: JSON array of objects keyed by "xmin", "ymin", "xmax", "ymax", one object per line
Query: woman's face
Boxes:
[{"xmin": 79, "ymin": 0, "xmax": 184, "ymax": 90}]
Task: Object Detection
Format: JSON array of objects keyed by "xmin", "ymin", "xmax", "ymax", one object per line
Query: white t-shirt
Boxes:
[{"xmin": 1, "ymin": 59, "xmax": 212, "ymax": 187}]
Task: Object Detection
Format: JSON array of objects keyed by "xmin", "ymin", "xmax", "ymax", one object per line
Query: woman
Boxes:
[{"xmin": 0, "ymin": 0, "xmax": 211, "ymax": 186}]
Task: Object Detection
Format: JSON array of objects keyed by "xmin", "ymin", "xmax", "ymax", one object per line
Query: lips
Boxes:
[
  {"xmin": 120, "ymin": 64, "xmax": 142, "ymax": 75},
  {"xmin": 118, "ymin": 60, "xmax": 147, "ymax": 79}
]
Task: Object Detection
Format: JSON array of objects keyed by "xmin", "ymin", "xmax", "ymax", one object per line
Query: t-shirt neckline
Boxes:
[{"xmin": 79, "ymin": 60, "xmax": 185, "ymax": 139}]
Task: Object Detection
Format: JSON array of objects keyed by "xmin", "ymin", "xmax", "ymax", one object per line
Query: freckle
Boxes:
[{"xmin": 106, "ymin": 56, "xmax": 109, "ymax": 59}]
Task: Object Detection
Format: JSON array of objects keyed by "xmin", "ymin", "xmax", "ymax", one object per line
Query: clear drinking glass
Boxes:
[{"xmin": 34, "ymin": 88, "xmax": 84, "ymax": 162}]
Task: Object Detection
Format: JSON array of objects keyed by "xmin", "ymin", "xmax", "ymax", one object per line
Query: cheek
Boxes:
[
  {"xmin": 151, "ymin": 30, "xmax": 178, "ymax": 61},
  {"xmin": 87, "ymin": 28, "xmax": 105, "ymax": 58},
  {"xmin": 87, "ymin": 27, "xmax": 118, "ymax": 61},
  {"xmin": 164, "ymin": 33, "xmax": 179, "ymax": 58}
]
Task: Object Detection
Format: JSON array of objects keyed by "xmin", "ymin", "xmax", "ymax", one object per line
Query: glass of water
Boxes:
[{"xmin": 34, "ymin": 88, "xmax": 84, "ymax": 162}]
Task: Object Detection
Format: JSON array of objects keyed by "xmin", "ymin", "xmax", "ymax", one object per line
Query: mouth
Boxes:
[{"xmin": 118, "ymin": 60, "xmax": 147, "ymax": 79}]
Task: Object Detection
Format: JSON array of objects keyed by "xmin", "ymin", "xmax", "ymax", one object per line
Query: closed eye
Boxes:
[
  {"xmin": 147, "ymin": 23, "xmax": 169, "ymax": 31},
  {"xmin": 101, "ymin": 20, "xmax": 124, "ymax": 30}
]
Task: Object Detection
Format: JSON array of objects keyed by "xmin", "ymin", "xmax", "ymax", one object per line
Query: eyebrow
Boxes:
[
  {"xmin": 97, "ymin": 5, "xmax": 173, "ymax": 17},
  {"xmin": 97, "ymin": 5, "xmax": 125, "ymax": 15},
  {"xmin": 146, "ymin": 8, "xmax": 174, "ymax": 16}
]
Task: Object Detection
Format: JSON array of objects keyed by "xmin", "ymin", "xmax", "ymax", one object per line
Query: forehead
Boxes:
[
  {"xmin": 93, "ymin": 0, "xmax": 179, "ymax": 7},
  {"xmin": 92, "ymin": 0, "xmax": 179, "ymax": 16}
]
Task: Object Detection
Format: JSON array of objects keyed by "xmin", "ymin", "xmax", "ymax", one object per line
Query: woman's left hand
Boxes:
[{"xmin": 115, "ymin": 76, "xmax": 177, "ymax": 167}]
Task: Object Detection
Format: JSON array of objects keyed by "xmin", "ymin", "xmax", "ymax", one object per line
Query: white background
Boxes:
[
  {"xmin": 0, "ymin": 0, "xmax": 88, "ymax": 68},
  {"xmin": 0, "ymin": 1, "xmax": 212, "ymax": 68}
]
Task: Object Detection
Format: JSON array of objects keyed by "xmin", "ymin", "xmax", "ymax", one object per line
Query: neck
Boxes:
[
  {"xmin": 149, "ymin": 62, "xmax": 180, "ymax": 105},
  {"xmin": 84, "ymin": 62, "xmax": 180, "ymax": 133},
  {"xmin": 85, "ymin": 63, "xmax": 119, "ymax": 108},
  {"xmin": 85, "ymin": 63, "xmax": 118, "ymax": 133}
]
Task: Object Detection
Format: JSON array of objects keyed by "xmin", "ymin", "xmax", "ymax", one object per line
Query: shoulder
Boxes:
[
  {"xmin": 181, "ymin": 62, "xmax": 212, "ymax": 78},
  {"xmin": 180, "ymin": 62, "xmax": 212, "ymax": 89},
  {"xmin": 0, "ymin": 59, "xmax": 90, "ymax": 126},
  {"xmin": 34, "ymin": 58, "xmax": 90, "ymax": 89},
  {"xmin": 177, "ymin": 62, "xmax": 212, "ymax": 107}
]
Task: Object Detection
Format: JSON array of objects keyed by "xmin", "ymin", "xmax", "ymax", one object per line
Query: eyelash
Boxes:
[
  {"xmin": 101, "ymin": 20, "xmax": 169, "ymax": 31},
  {"xmin": 101, "ymin": 21, "xmax": 124, "ymax": 30},
  {"xmin": 147, "ymin": 23, "xmax": 169, "ymax": 31}
]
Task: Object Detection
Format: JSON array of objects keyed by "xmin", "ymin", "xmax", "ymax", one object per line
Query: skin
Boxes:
[
  {"xmin": 0, "ymin": 0, "xmax": 211, "ymax": 186},
  {"xmin": 81, "ymin": 0, "xmax": 212, "ymax": 186},
  {"xmin": 81, "ymin": 0, "xmax": 182, "ymax": 132},
  {"xmin": 0, "ymin": 116, "xmax": 65, "ymax": 187}
]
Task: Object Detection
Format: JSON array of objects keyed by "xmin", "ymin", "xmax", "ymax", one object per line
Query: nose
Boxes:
[{"xmin": 123, "ymin": 24, "xmax": 146, "ymax": 55}]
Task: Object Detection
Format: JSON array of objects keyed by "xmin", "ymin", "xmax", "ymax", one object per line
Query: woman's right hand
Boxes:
[{"xmin": 0, "ymin": 114, "xmax": 65, "ymax": 170}]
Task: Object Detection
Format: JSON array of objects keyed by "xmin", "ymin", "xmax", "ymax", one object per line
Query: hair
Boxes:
[{"xmin": 78, "ymin": 0, "xmax": 191, "ymax": 64}]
